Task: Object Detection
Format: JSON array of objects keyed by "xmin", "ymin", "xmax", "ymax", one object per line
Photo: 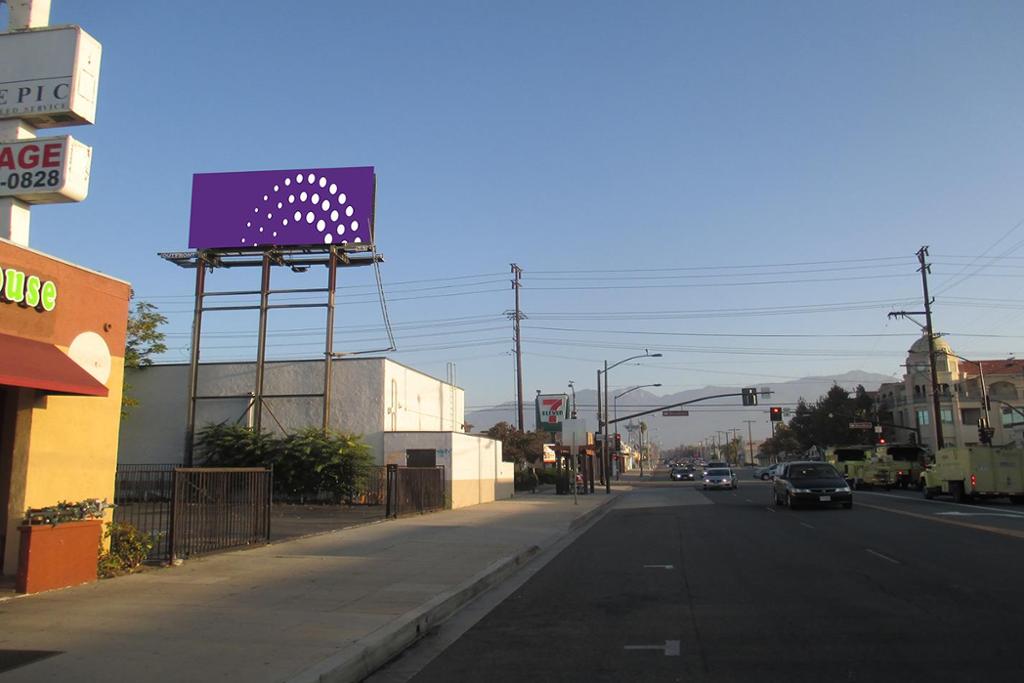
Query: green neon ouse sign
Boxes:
[{"xmin": 0, "ymin": 267, "xmax": 57, "ymax": 312}]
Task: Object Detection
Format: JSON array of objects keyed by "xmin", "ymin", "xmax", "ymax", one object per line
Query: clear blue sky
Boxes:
[{"xmin": 13, "ymin": 1, "xmax": 1024, "ymax": 422}]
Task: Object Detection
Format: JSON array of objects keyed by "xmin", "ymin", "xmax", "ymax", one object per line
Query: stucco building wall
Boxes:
[{"xmin": 119, "ymin": 358, "xmax": 463, "ymax": 466}]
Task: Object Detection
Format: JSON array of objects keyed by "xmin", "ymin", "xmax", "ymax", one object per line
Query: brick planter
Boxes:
[{"xmin": 16, "ymin": 519, "xmax": 103, "ymax": 594}]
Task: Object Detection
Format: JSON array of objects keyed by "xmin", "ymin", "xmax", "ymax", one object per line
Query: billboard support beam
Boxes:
[
  {"xmin": 322, "ymin": 246, "xmax": 339, "ymax": 430},
  {"xmin": 164, "ymin": 245, "xmax": 382, "ymax": 460},
  {"xmin": 252, "ymin": 251, "xmax": 274, "ymax": 433},
  {"xmin": 183, "ymin": 252, "xmax": 208, "ymax": 467}
]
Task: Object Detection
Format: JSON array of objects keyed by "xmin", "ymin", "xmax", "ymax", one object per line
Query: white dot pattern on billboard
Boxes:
[{"xmin": 245, "ymin": 172, "xmax": 360, "ymax": 246}]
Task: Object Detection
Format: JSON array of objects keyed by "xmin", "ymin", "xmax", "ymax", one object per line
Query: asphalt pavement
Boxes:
[{"xmin": 381, "ymin": 468, "xmax": 1024, "ymax": 682}]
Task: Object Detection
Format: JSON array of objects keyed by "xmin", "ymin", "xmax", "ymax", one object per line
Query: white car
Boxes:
[{"xmin": 703, "ymin": 467, "xmax": 738, "ymax": 490}]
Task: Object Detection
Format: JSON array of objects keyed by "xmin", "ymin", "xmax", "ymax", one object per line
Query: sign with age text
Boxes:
[{"xmin": 0, "ymin": 136, "xmax": 92, "ymax": 204}]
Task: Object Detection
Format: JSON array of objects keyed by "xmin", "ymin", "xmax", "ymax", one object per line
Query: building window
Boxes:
[
  {"xmin": 916, "ymin": 409, "xmax": 931, "ymax": 426},
  {"xmin": 990, "ymin": 382, "xmax": 1018, "ymax": 401},
  {"xmin": 941, "ymin": 408, "xmax": 954, "ymax": 424},
  {"xmin": 1001, "ymin": 408, "xmax": 1022, "ymax": 428},
  {"xmin": 962, "ymin": 408, "xmax": 981, "ymax": 428}
]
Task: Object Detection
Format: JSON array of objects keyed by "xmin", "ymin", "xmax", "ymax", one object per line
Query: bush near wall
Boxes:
[{"xmin": 195, "ymin": 424, "xmax": 374, "ymax": 503}]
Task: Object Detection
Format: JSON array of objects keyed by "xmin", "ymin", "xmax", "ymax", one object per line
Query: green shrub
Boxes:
[
  {"xmin": 196, "ymin": 423, "xmax": 374, "ymax": 503},
  {"xmin": 195, "ymin": 422, "xmax": 277, "ymax": 468},
  {"xmin": 277, "ymin": 428, "xmax": 374, "ymax": 503},
  {"xmin": 98, "ymin": 522, "xmax": 155, "ymax": 578}
]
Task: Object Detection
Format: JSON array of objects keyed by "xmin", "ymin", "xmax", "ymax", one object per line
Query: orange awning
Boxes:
[{"xmin": 0, "ymin": 332, "xmax": 109, "ymax": 397}]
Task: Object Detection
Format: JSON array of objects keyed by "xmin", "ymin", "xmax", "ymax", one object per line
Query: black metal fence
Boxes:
[
  {"xmin": 113, "ymin": 465, "xmax": 271, "ymax": 562},
  {"xmin": 171, "ymin": 468, "xmax": 271, "ymax": 559},
  {"xmin": 114, "ymin": 463, "xmax": 440, "ymax": 560},
  {"xmin": 112, "ymin": 464, "xmax": 176, "ymax": 561},
  {"xmin": 386, "ymin": 465, "xmax": 447, "ymax": 518}
]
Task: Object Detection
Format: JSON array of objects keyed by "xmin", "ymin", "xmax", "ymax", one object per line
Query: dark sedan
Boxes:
[
  {"xmin": 772, "ymin": 462, "xmax": 852, "ymax": 509},
  {"xmin": 670, "ymin": 467, "xmax": 697, "ymax": 481}
]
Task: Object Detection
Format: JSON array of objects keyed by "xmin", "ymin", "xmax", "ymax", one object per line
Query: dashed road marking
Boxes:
[
  {"xmin": 800, "ymin": 522, "xmax": 815, "ymax": 529},
  {"xmin": 865, "ymin": 548, "xmax": 900, "ymax": 564},
  {"xmin": 765, "ymin": 506, "xmax": 776, "ymax": 513},
  {"xmin": 643, "ymin": 564, "xmax": 675, "ymax": 570}
]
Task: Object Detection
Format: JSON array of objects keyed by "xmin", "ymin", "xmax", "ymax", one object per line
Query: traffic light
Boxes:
[
  {"xmin": 769, "ymin": 406, "xmax": 782, "ymax": 422},
  {"xmin": 742, "ymin": 387, "xmax": 758, "ymax": 406},
  {"xmin": 614, "ymin": 433, "xmax": 622, "ymax": 452},
  {"xmin": 977, "ymin": 418, "xmax": 993, "ymax": 445},
  {"xmin": 878, "ymin": 436, "xmax": 887, "ymax": 445}
]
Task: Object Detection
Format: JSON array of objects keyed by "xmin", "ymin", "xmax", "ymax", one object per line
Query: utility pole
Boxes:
[
  {"xmin": 508, "ymin": 264, "xmax": 525, "ymax": 432},
  {"xmin": 744, "ymin": 420, "xmax": 756, "ymax": 466},
  {"xmin": 729, "ymin": 427, "xmax": 741, "ymax": 465},
  {"xmin": 888, "ymin": 246, "xmax": 943, "ymax": 450},
  {"xmin": 917, "ymin": 246, "xmax": 943, "ymax": 450}
]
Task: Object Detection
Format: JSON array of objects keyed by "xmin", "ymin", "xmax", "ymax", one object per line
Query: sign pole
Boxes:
[{"xmin": 0, "ymin": 0, "xmax": 50, "ymax": 245}]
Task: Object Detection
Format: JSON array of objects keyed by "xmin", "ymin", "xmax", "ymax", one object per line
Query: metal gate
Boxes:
[
  {"xmin": 385, "ymin": 465, "xmax": 446, "ymax": 518},
  {"xmin": 113, "ymin": 465, "xmax": 271, "ymax": 561}
]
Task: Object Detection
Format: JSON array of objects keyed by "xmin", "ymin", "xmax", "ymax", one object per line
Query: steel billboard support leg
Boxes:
[
  {"xmin": 184, "ymin": 254, "xmax": 207, "ymax": 467},
  {"xmin": 253, "ymin": 252, "xmax": 272, "ymax": 434},
  {"xmin": 323, "ymin": 247, "xmax": 338, "ymax": 430}
]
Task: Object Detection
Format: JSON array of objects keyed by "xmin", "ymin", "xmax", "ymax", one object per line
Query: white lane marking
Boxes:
[
  {"xmin": 765, "ymin": 506, "xmax": 776, "ymax": 513},
  {"xmin": 934, "ymin": 511, "xmax": 1024, "ymax": 519},
  {"xmin": 643, "ymin": 564, "xmax": 675, "ymax": 569},
  {"xmin": 745, "ymin": 498, "xmax": 753, "ymax": 503},
  {"xmin": 865, "ymin": 548, "xmax": 900, "ymax": 564},
  {"xmin": 800, "ymin": 522, "xmax": 815, "ymax": 529},
  {"xmin": 624, "ymin": 640, "xmax": 680, "ymax": 656},
  {"xmin": 857, "ymin": 491, "xmax": 1024, "ymax": 517}
]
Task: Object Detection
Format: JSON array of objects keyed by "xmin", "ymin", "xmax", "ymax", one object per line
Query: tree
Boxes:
[
  {"xmin": 770, "ymin": 384, "xmax": 878, "ymax": 453},
  {"xmin": 122, "ymin": 299, "xmax": 168, "ymax": 416},
  {"xmin": 485, "ymin": 421, "xmax": 546, "ymax": 464},
  {"xmin": 758, "ymin": 423, "xmax": 802, "ymax": 460}
]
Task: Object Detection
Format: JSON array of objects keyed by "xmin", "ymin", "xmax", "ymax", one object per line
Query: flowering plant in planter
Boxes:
[{"xmin": 23, "ymin": 498, "xmax": 113, "ymax": 526}]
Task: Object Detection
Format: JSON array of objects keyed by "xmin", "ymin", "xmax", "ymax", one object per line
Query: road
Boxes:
[{"xmin": 370, "ymin": 468, "xmax": 1024, "ymax": 682}]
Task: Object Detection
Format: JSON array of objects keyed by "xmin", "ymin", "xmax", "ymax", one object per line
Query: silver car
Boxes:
[{"xmin": 702, "ymin": 467, "xmax": 737, "ymax": 490}]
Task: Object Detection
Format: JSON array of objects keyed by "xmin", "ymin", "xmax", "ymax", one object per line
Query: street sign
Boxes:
[
  {"xmin": 662, "ymin": 410, "xmax": 690, "ymax": 416},
  {"xmin": 0, "ymin": 135, "xmax": 92, "ymax": 204},
  {"xmin": 560, "ymin": 418, "xmax": 589, "ymax": 449},
  {"xmin": 848, "ymin": 422, "xmax": 873, "ymax": 429},
  {"xmin": 0, "ymin": 26, "xmax": 102, "ymax": 127},
  {"xmin": 535, "ymin": 394, "xmax": 570, "ymax": 433}
]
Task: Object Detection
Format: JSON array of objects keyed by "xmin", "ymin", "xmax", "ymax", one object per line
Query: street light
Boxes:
[
  {"xmin": 613, "ymin": 383, "xmax": 661, "ymax": 479},
  {"xmin": 598, "ymin": 351, "xmax": 662, "ymax": 493},
  {"xmin": 567, "ymin": 380, "xmax": 577, "ymax": 419}
]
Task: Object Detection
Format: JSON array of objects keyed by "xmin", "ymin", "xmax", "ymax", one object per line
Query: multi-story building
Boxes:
[{"xmin": 876, "ymin": 334, "xmax": 1024, "ymax": 451}]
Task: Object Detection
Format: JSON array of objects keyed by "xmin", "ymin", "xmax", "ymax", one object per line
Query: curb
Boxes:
[
  {"xmin": 288, "ymin": 545, "xmax": 540, "ymax": 683},
  {"xmin": 289, "ymin": 493, "xmax": 622, "ymax": 683},
  {"xmin": 567, "ymin": 491, "xmax": 621, "ymax": 532}
]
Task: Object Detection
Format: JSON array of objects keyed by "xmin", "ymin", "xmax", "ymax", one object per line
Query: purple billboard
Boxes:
[{"xmin": 188, "ymin": 166, "xmax": 375, "ymax": 250}]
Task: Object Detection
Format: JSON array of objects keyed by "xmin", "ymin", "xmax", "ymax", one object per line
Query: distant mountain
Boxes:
[{"xmin": 465, "ymin": 370, "xmax": 897, "ymax": 449}]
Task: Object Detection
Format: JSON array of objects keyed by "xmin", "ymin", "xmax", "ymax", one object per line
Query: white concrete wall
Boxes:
[
  {"xmin": 119, "ymin": 358, "xmax": 464, "ymax": 466},
  {"xmin": 381, "ymin": 431, "xmax": 506, "ymax": 509},
  {"xmin": 384, "ymin": 362, "xmax": 464, "ymax": 433}
]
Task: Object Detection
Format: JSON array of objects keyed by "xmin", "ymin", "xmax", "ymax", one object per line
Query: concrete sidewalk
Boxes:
[{"xmin": 0, "ymin": 489, "xmax": 621, "ymax": 682}]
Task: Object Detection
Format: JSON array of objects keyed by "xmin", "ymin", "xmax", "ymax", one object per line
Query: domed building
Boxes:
[{"xmin": 876, "ymin": 334, "xmax": 1024, "ymax": 451}]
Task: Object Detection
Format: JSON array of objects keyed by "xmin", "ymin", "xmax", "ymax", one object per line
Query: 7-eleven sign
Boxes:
[{"xmin": 535, "ymin": 393, "xmax": 570, "ymax": 433}]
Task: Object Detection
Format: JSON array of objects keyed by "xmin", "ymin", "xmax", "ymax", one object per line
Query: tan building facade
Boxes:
[
  {"xmin": 0, "ymin": 238, "xmax": 131, "ymax": 576},
  {"xmin": 876, "ymin": 334, "xmax": 1024, "ymax": 452}
]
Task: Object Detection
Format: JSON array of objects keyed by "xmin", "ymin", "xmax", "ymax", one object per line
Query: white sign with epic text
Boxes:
[
  {"xmin": 0, "ymin": 135, "xmax": 92, "ymax": 203},
  {"xmin": 0, "ymin": 26, "xmax": 102, "ymax": 126}
]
